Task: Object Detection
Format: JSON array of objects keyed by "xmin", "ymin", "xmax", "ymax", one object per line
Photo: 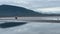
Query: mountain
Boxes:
[{"xmin": 0, "ymin": 5, "xmax": 41, "ymax": 17}]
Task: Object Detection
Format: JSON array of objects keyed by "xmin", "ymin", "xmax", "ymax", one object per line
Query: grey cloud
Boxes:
[{"xmin": 0, "ymin": 0, "xmax": 60, "ymax": 10}]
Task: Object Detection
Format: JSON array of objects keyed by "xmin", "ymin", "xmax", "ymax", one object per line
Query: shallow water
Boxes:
[{"xmin": 0, "ymin": 22, "xmax": 60, "ymax": 34}]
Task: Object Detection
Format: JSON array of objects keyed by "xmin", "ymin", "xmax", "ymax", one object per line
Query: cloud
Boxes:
[
  {"xmin": 0, "ymin": 0, "xmax": 60, "ymax": 11},
  {"xmin": 35, "ymin": 7, "xmax": 60, "ymax": 14}
]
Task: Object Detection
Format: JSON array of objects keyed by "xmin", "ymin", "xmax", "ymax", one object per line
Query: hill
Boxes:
[{"xmin": 0, "ymin": 5, "xmax": 41, "ymax": 17}]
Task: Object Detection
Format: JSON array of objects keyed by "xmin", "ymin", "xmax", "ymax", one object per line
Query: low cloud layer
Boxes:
[
  {"xmin": 35, "ymin": 7, "xmax": 60, "ymax": 14},
  {"xmin": 0, "ymin": 0, "xmax": 60, "ymax": 10}
]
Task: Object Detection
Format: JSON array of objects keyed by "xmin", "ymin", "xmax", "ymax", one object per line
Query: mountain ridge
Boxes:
[
  {"xmin": 0, "ymin": 5, "xmax": 60, "ymax": 17},
  {"xmin": 0, "ymin": 5, "xmax": 41, "ymax": 17}
]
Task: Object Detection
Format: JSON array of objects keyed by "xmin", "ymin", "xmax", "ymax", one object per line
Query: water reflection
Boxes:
[{"xmin": 0, "ymin": 22, "xmax": 27, "ymax": 28}]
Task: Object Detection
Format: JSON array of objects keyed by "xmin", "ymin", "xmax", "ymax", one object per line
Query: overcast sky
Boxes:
[{"xmin": 0, "ymin": 0, "xmax": 60, "ymax": 13}]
